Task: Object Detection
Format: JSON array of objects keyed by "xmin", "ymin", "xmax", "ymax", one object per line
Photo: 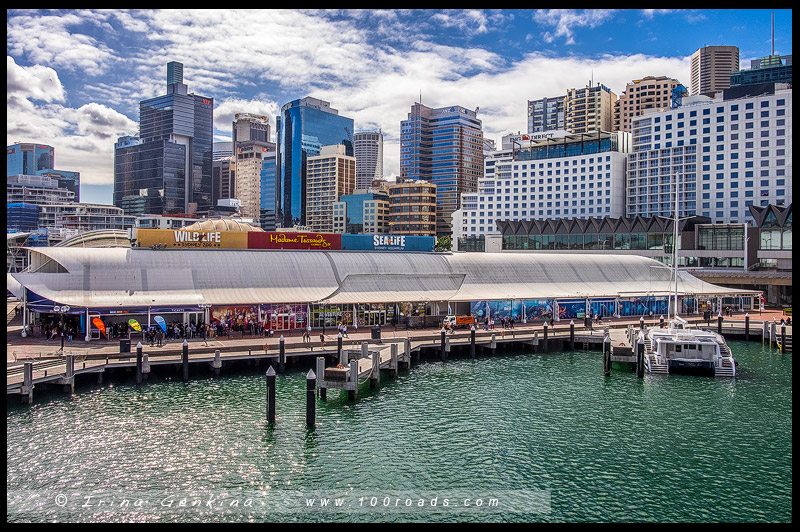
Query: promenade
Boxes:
[{"xmin": 7, "ymin": 306, "xmax": 791, "ymax": 363}]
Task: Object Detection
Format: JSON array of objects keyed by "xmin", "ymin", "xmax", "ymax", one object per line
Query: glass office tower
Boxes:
[
  {"xmin": 7, "ymin": 143, "xmax": 54, "ymax": 176},
  {"xmin": 260, "ymin": 153, "xmax": 277, "ymax": 230},
  {"xmin": 114, "ymin": 62, "xmax": 213, "ymax": 215},
  {"xmin": 276, "ymin": 97, "xmax": 354, "ymax": 227}
]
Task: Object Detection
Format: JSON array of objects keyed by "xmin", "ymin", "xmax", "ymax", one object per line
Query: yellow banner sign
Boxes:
[{"xmin": 135, "ymin": 229, "xmax": 249, "ymax": 249}]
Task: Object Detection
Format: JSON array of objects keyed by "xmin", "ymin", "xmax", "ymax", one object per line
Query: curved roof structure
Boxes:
[
  {"xmin": 54, "ymin": 229, "xmax": 132, "ymax": 248},
  {"xmin": 9, "ymin": 248, "xmax": 758, "ymax": 309},
  {"xmin": 180, "ymin": 219, "xmax": 264, "ymax": 232}
]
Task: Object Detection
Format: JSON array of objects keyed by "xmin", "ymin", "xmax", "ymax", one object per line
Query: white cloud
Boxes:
[
  {"xmin": 7, "ymin": 56, "xmax": 66, "ymax": 103},
  {"xmin": 533, "ymin": 9, "xmax": 617, "ymax": 45}
]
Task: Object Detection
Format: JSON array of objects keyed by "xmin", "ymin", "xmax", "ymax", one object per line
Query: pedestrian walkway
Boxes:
[{"xmin": 7, "ymin": 309, "xmax": 790, "ymax": 363}]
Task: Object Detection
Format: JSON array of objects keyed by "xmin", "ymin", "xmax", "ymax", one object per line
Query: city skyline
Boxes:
[{"xmin": 6, "ymin": 9, "xmax": 792, "ymax": 205}]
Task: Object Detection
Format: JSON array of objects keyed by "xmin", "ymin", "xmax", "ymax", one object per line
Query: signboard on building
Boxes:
[
  {"xmin": 248, "ymin": 231, "xmax": 342, "ymax": 250},
  {"xmin": 135, "ymin": 229, "xmax": 248, "ymax": 249},
  {"xmin": 341, "ymin": 234, "xmax": 435, "ymax": 252}
]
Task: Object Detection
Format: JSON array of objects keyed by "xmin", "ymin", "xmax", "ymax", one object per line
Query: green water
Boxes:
[{"xmin": 6, "ymin": 341, "xmax": 792, "ymax": 522}]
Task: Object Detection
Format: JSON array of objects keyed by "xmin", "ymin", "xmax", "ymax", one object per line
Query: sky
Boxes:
[{"xmin": 6, "ymin": 9, "xmax": 793, "ymax": 206}]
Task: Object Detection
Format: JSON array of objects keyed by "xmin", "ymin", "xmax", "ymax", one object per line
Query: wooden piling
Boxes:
[
  {"xmin": 182, "ymin": 340, "xmax": 189, "ymax": 382},
  {"xmin": 23, "ymin": 362, "xmax": 33, "ymax": 404},
  {"xmin": 279, "ymin": 335, "xmax": 286, "ymax": 374},
  {"xmin": 266, "ymin": 366, "xmax": 276, "ymax": 423},
  {"xmin": 717, "ymin": 314, "xmax": 723, "ymax": 336},
  {"xmin": 391, "ymin": 343, "xmax": 399, "ymax": 377},
  {"xmin": 306, "ymin": 369, "xmax": 316, "ymax": 428},
  {"xmin": 135, "ymin": 342, "xmax": 143, "ymax": 385},
  {"xmin": 543, "ymin": 323, "xmax": 549, "ymax": 353},
  {"xmin": 370, "ymin": 345, "xmax": 379, "ymax": 389},
  {"xmin": 781, "ymin": 324, "xmax": 786, "ymax": 352},
  {"xmin": 440, "ymin": 328, "xmax": 446, "ymax": 361},
  {"xmin": 348, "ymin": 360, "xmax": 358, "ymax": 400},
  {"xmin": 744, "ymin": 314, "xmax": 750, "ymax": 341},
  {"xmin": 569, "ymin": 320, "xmax": 575, "ymax": 350},
  {"xmin": 603, "ymin": 335, "xmax": 611, "ymax": 376},
  {"xmin": 470, "ymin": 327, "xmax": 476, "ymax": 358},
  {"xmin": 337, "ymin": 333, "xmax": 343, "ymax": 360},
  {"xmin": 636, "ymin": 336, "xmax": 645, "ymax": 378},
  {"xmin": 213, "ymin": 349, "xmax": 221, "ymax": 375}
]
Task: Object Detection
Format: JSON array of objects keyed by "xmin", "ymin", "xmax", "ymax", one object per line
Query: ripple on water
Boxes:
[{"xmin": 7, "ymin": 341, "xmax": 791, "ymax": 522}]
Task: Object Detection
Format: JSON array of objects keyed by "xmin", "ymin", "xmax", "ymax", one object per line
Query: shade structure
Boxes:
[{"xmin": 9, "ymin": 247, "xmax": 759, "ymax": 309}]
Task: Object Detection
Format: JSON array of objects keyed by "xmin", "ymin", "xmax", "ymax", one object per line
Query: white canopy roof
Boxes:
[{"xmin": 9, "ymin": 247, "xmax": 758, "ymax": 309}]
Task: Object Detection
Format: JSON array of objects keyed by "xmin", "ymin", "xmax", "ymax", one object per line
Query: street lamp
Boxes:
[{"xmin": 53, "ymin": 304, "xmax": 70, "ymax": 354}]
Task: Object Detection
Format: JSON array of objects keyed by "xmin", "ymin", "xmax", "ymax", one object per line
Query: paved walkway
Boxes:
[{"xmin": 7, "ymin": 308, "xmax": 791, "ymax": 363}]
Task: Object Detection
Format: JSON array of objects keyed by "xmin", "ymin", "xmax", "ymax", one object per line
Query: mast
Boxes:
[{"xmin": 673, "ymin": 173, "xmax": 680, "ymax": 320}]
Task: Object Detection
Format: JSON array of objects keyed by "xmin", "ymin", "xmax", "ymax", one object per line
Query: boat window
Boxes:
[
  {"xmin": 688, "ymin": 344, "xmax": 696, "ymax": 350},
  {"xmin": 675, "ymin": 344, "xmax": 682, "ymax": 352}
]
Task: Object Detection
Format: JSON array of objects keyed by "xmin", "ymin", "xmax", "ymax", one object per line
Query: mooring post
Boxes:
[
  {"xmin": 143, "ymin": 354, "xmax": 150, "ymax": 380},
  {"xmin": 279, "ymin": 335, "xmax": 285, "ymax": 374},
  {"xmin": 440, "ymin": 327, "xmax": 447, "ymax": 361},
  {"xmin": 404, "ymin": 338, "xmax": 412, "ymax": 365},
  {"xmin": 64, "ymin": 354, "xmax": 75, "ymax": 393},
  {"xmin": 213, "ymin": 349, "xmax": 221, "ymax": 375},
  {"xmin": 135, "ymin": 341, "xmax": 143, "ymax": 386},
  {"xmin": 490, "ymin": 333, "xmax": 496, "ymax": 354},
  {"xmin": 23, "ymin": 362, "xmax": 34, "ymax": 404},
  {"xmin": 569, "ymin": 320, "xmax": 575, "ymax": 350},
  {"xmin": 306, "ymin": 369, "xmax": 316, "ymax": 428},
  {"xmin": 370, "ymin": 347, "xmax": 379, "ymax": 389},
  {"xmin": 470, "ymin": 326, "xmax": 476, "ymax": 358},
  {"xmin": 717, "ymin": 312, "xmax": 724, "ymax": 336},
  {"xmin": 603, "ymin": 335, "xmax": 611, "ymax": 376},
  {"xmin": 543, "ymin": 322, "xmax": 549, "ymax": 353},
  {"xmin": 660, "ymin": 315, "xmax": 665, "ymax": 328},
  {"xmin": 348, "ymin": 359, "xmax": 358, "ymax": 400},
  {"xmin": 780, "ymin": 323, "xmax": 786, "ymax": 352},
  {"xmin": 637, "ymin": 335, "xmax": 645, "ymax": 378},
  {"xmin": 391, "ymin": 343, "xmax": 398, "ymax": 377},
  {"xmin": 182, "ymin": 339, "xmax": 189, "ymax": 382},
  {"xmin": 316, "ymin": 357, "xmax": 327, "ymax": 400},
  {"xmin": 744, "ymin": 313, "xmax": 750, "ymax": 341},
  {"xmin": 266, "ymin": 366, "xmax": 276, "ymax": 424},
  {"xmin": 770, "ymin": 320, "xmax": 776, "ymax": 347},
  {"xmin": 337, "ymin": 332, "xmax": 343, "ymax": 360}
]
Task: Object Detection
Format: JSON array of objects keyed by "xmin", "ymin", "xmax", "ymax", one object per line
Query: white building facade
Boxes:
[
  {"xmin": 627, "ymin": 86, "xmax": 792, "ymax": 223},
  {"xmin": 453, "ymin": 131, "xmax": 630, "ymax": 244}
]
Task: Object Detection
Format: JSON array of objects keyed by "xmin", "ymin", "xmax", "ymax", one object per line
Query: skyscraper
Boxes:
[
  {"xmin": 7, "ymin": 142, "xmax": 54, "ymax": 177},
  {"xmin": 564, "ymin": 83, "xmax": 617, "ymax": 134},
  {"xmin": 232, "ymin": 113, "xmax": 275, "ymax": 219},
  {"xmin": 527, "ymin": 96, "xmax": 565, "ymax": 133},
  {"xmin": 114, "ymin": 62, "xmax": 214, "ymax": 215},
  {"xmin": 354, "ymin": 130, "xmax": 384, "ymax": 190},
  {"xmin": 400, "ymin": 103, "xmax": 483, "ymax": 236},
  {"xmin": 275, "ymin": 97, "xmax": 354, "ymax": 227},
  {"xmin": 690, "ymin": 45, "xmax": 740, "ymax": 96}
]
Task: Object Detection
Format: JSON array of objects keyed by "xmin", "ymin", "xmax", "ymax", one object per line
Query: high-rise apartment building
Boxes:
[
  {"xmin": 564, "ymin": 83, "xmax": 617, "ymax": 134},
  {"xmin": 614, "ymin": 76, "xmax": 682, "ymax": 132},
  {"xmin": 114, "ymin": 62, "xmax": 214, "ymax": 215},
  {"xmin": 305, "ymin": 144, "xmax": 356, "ymax": 232},
  {"xmin": 527, "ymin": 95, "xmax": 565, "ymax": 133},
  {"xmin": 232, "ymin": 113, "xmax": 275, "ymax": 219},
  {"xmin": 400, "ymin": 103, "xmax": 483, "ymax": 236},
  {"xmin": 212, "ymin": 156, "xmax": 234, "ymax": 207},
  {"xmin": 627, "ymin": 86, "xmax": 791, "ymax": 223},
  {"xmin": 354, "ymin": 131, "xmax": 384, "ymax": 190},
  {"xmin": 388, "ymin": 180, "xmax": 437, "ymax": 237},
  {"xmin": 275, "ymin": 97, "xmax": 354, "ymax": 228},
  {"xmin": 690, "ymin": 45, "xmax": 740, "ymax": 96}
]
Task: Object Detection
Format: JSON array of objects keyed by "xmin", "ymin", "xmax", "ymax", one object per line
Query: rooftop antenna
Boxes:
[{"xmin": 771, "ymin": 12, "xmax": 775, "ymax": 56}]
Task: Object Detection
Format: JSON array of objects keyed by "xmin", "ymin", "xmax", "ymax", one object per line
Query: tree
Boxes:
[{"xmin": 435, "ymin": 235, "xmax": 452, "ymax": 252}]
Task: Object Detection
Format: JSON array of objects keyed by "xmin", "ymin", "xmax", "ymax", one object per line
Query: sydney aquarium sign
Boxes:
[{"xmin": 341, "ymin": 234, "xmax": 435, "ymax": 252}]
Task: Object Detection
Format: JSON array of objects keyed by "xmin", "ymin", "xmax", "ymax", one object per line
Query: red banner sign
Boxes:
[{"xmin": 248, "ymin": 232, "xmax": 341, "ymax": 250}]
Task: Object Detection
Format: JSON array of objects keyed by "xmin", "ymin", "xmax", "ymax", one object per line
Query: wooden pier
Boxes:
[{"xmin": 7, "ymin": 318, "xmax": 789, "ymax": 404}]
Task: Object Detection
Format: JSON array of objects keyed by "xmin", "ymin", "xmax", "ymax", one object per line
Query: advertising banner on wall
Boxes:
[
  {"xmin": 136, "ymin": 229, "xmax": 248, "ymax": 249},
  {"xmin": 556, "ymin": 299, "xmax": 586, "ymax": 319},
  {"xmin": 523, "ymin": 299, "xmax": 554, "ymax": 322},
  {"xmin": 248, "ymin": 232, "xmax": 341, "ymax": 250}
]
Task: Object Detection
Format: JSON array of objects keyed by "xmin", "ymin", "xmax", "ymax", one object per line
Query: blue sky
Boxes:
[{"xmin": 6, "ymin": 9, "xmax": 792, "ymax": 205}]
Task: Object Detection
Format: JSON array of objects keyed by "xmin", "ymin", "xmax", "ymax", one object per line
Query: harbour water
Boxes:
[{"xmin": 7, "ymin": 340, "xmax": 792, "ymax": 522}]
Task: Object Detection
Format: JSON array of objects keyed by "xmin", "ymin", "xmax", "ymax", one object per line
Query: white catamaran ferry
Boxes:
[{"xmin": 642, "ymin": 174, "xmax": 736, "ymax": 377}]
